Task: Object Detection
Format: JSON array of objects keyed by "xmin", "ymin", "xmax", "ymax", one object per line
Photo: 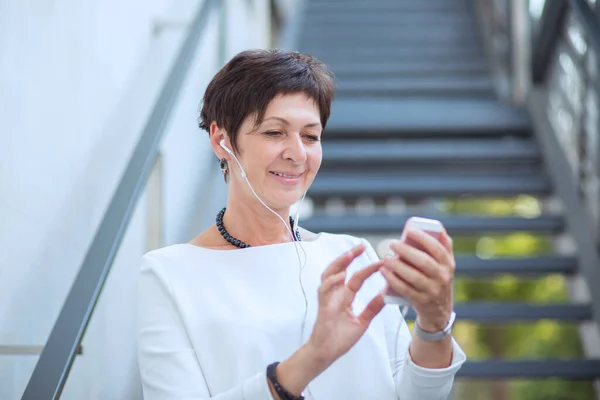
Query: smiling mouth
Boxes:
[{"xmin": 270, "ymin": 171, "xmax": 303, "ymax": 179}]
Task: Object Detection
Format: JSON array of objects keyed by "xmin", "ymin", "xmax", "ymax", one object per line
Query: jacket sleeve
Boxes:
[
  {"xmin": 360, "ymin": 238, "xmax": 467, "ymax": 400},
  {"xmin": 137, "ymin": 254, "xmax": 275, "ymax": 400}
]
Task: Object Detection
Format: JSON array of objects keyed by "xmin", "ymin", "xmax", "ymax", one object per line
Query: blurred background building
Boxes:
[{"xmin": 1, "ymin": 0, "xmax": 600, "ymax": 399}]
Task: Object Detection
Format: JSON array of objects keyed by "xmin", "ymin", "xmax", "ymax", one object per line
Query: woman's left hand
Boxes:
[{"xmin": 380, "ymin": 229, "xmax": 455, "ymax": 332}]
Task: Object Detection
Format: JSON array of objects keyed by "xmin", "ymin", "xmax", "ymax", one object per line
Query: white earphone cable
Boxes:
[
  {"xmin": 222, "ymin": 141, "xmax": 314, "ymax": 398},
  {"xmin": 395, "ymin": 305, "xmax": 410, "ymax": 369}
]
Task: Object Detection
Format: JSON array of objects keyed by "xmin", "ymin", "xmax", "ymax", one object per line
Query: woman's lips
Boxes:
[{"xmin": 270, "ymin": 171, "xmax": 304, "ymax": 185}]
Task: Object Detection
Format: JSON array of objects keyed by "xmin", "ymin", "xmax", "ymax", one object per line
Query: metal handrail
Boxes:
[
  {"xmin": 539, "ymin": 0, "xmax": 600, "ymax": 245},
  {"xmin": 531, "ymin": 1, "xmax": 568, "ymax": 83},
  {"xmin": 571, "ymin": 0, "xmax": 600, "ymax": 77},
  {"xmin": 20, "ymin": 0, "xmax": 218, "ymax": 398},
  {"xmin": 527, "ymin": 0, "xmax": 600, "ymax": 338},
  {"xmin": 528, "ymin": 0, "xmax": 600, "ymax": 86}
]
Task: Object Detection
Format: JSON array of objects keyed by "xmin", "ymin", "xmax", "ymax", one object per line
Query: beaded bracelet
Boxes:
[{"xmin": 266, "ymin": 362, "xmax": 305, "ymax": 400}]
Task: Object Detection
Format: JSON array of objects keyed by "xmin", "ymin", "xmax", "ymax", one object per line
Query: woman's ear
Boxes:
[{"xmin": 209, "ymin": 122, "xmax": 228, "ymax": 159}]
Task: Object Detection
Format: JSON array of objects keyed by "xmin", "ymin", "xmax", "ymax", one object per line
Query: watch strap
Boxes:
[{"xmin": 414, "ymin": 311, "xmax": 456, "ymax": 342}]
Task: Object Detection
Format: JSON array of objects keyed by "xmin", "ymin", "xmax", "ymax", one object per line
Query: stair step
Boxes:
[
  {"xmin": 335, "ymin": 76, "xmax": 495, "ymax": 97},
  {"xmin": 454, "ymin": 256, "xmax": 577, "ymax": 276},
  {"xmin": 306, "ymin": 15, "xmax": 475, "ymax": 26},
  {"xmin": 320, "ymin": 139, "xmax": 541, "ymax": 166},
  {"xmin": 309, "ymin": 173, "xmax": 551, "ymax": 198},
  {"xmin": 308, "ymin": 0, "xmax": 468, "ymax": 6},
  {"xmin": 306, "ymin": 39, "xmax": 480, "ymax": 51},
  {"xmin": 329, "ymin": 61, "xmax": 488, "ymax": 77},
  {"xmin": 302, "ymin": 215, "xmax": 564, "ymax": 234},
  {"xmin": 404, "ymin": 303, "xmax": 591, "ymax": 322},
  {"xmin": 325, "ymin": 99, "xmax": 530, "ymax": 137},
  {"xmin": 305, "ymin": 15, "xmax": 475, "ymax": 28},
  {"xmin": 302, "ymin": 44, "xmax": 483, "ymax": 61},
  {"xmin": 302, "ymin": 29, "xmax": 479, "ymax": 43},
  {"xmin": 306, "ymin": 3, "xmax": 471, "ymax": 14},
  {"xmin": 458, "ymin": 360, "xmax": 600, "ymax": 379},
  {"xmin": 309, "ymin": 0, "xmax": 468, "ymax": 3}
]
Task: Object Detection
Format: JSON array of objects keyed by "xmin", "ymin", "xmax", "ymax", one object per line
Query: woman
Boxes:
[{"xmin": 137, "ymin": 49, "xmax": 466, "ymax": 400}]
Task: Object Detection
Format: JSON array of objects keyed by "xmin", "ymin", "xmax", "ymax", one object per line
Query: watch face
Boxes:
[{"xmin": 444, "ymin": 312, "xmax": 457, "ymax": 334}]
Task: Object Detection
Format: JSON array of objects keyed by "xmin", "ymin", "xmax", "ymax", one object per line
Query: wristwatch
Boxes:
[{"xmin": 414, "ymin": 311, "xmax": 456, "ymax": 342}]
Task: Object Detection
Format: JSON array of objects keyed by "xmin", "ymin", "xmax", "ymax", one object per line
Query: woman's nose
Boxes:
[{"xmin": 285, "ymin": 135, "xmax": 307, "ymax": 163}]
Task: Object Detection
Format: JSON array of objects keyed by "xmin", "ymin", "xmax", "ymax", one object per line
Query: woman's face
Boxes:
[{"xmin": 230, "ymin": 92, "xmax": 323, "ymax": 210}]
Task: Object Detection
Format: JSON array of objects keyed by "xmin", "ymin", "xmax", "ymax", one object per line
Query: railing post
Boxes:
[{"xmin": 509, "ymin": 0, "xmax": 532, "ymax": 105}]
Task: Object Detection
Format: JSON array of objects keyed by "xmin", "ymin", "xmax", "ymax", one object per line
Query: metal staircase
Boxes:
[{"xmin": 297, "ymin": 0, "xmax": 600, "ymax": 385}]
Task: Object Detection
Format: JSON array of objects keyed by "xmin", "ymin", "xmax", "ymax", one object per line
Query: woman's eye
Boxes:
[
  {"xmin": 305, "ymin": 135, "xmax": 320, "ymax": 142},
  {"xmin": 264, "ymin": 130, "xmax": 282, "ymax": 136}
]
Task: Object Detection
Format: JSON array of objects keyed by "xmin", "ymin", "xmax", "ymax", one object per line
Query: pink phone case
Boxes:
[{"xmin": 384, "ymin": 217, "xmax": 444, "ymax": 306}]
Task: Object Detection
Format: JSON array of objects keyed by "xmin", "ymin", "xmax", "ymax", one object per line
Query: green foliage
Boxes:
[
  {"xmin": 444, "ymin": 196, "xmax": 595, "ymax": 399},
  {"xmin": 512, "ymin": 379, "xmax": 595, "ymax": 399}
]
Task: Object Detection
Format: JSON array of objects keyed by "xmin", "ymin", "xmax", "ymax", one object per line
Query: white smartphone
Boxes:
[{"xmin": 383, "ymin": 217, "xmax": 445, "ymax": 306}]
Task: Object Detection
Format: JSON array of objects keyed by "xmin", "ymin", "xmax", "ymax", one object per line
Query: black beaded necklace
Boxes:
[{"xmin": 216, "ymin": 207, "xmax": 301, "ymax": 248}]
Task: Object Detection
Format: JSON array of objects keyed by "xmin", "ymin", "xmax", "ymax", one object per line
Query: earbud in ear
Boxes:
[
  {"xmin": 219, "ymin": 138, "xmax": 234, "ymax": 156},
  {"xmin": 219, "ymin": 138, "xmax": 246, "ymax": 179}
]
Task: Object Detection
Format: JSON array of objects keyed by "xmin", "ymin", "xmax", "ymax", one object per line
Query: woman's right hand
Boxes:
[
  {"xmin": 271, "ymin": 244, "xmax": 386, "ymax": 398},
  {"xmin": 307, "ymin": 243, "xmax": 386, "ymax": 366}
]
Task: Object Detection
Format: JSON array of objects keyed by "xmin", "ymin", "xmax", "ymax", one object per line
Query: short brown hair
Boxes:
[{"xmin": 199, "ymin": 49, "xmax": 335, "ymax": 154}]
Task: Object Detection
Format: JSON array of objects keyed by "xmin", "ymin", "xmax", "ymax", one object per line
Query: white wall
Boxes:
[
  {"xmin": 0, "ymin": 0, "xmax": 275, "ymax": 398},
  {"xmin": 274, "ymin": 0, "xmax": 300, "ymax": 23}
]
